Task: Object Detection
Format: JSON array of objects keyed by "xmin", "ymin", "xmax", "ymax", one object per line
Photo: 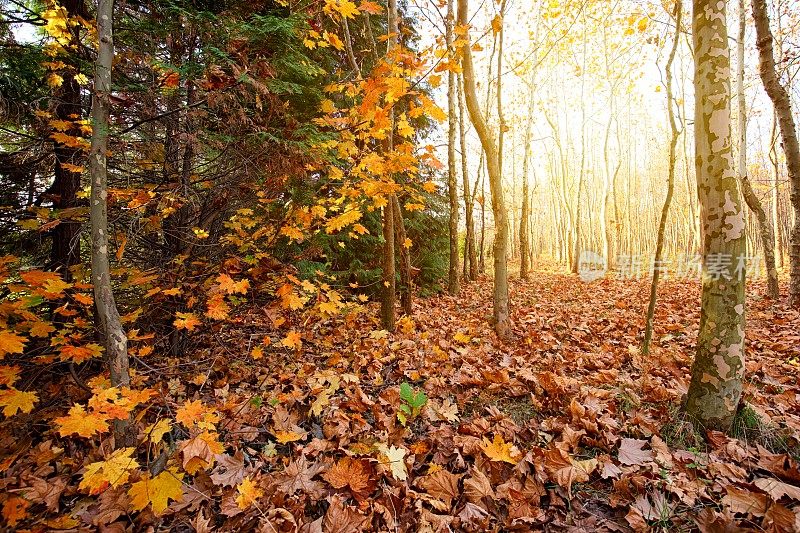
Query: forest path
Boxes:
[{"xmin": 180, "ymin": 270, "xmax": 800, "ymax": 529}]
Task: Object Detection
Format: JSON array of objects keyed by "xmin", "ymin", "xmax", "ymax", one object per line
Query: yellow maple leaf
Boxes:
[
  {"xmin": 281, "ymin": 330, "xmax": 302, "ymax": 350},
  {"xmin": 79, "ymin": 447, "xmax": 139, "ymax": 495},
  {"xmin": 323, "ymin": 31, "xmax": 345, "ymax": 51},
  {"xmin": 28, "ymin": 321, "xmax": 55, "ymax": 338},
  {"xmin": 0, "ymin": 388, "xmax": 37, "ymax": 416},
  {"xmin": 251, "ymin": 346, "xmax": 264, "ymax": 360},
  {"xmin": 205, "ymin": 296, "xmax": 230, "ymax": 320},
  {"xmin": 481, "ymin": 434, "xmax": 521, "ymax": 464},
  {"xmin": 144, "ymin": 419, "xmax": 172, "ymax": 443},
  {"xmin": 236, "ymin": 477, "xmax": 264, "ymax": 509},
  {"xmin": 216, "ymin": 273, "xmax": 249, "ymax": 295},
  {"xmin": 173, "ymin": 312, "xmax": 201, "ymax": 331},
  {"xmin": 128, "ymin": 468, "xmax": 184, "ymax": 515},
  {"xmin": 377, "ymin": 444, "xmax": 408, "ymax": 480},
  {"xmin": 0, "ymin": 365, "xmax": 22, "ymax": 387},
  {"xmin": 491, "ymin": 14, "xmax": 503, "ymax": 34},
  {"xmin": 274, "ymin": 430, "xmax": 305, "ymax": 444},
  {"xmin": 175, "ymin": 399, "xmax": 205, "ymax": 428},
  {"xmin": 54, "ymin": 404, "xmax": 110, "ymax": 438},
  {"xmin": 0, "ymin": 330, "xmax": 25, "ymax": 359}
]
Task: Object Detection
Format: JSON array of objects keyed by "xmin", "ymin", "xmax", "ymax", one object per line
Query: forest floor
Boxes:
[{"xmin": 5, "ymin": 268, "xmax": 800, "ymax": 531}]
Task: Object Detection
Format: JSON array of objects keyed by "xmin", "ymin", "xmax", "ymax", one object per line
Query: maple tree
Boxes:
[{"xmin": 0, "ymin": 0, "xmax": 800, "ymax": 529}]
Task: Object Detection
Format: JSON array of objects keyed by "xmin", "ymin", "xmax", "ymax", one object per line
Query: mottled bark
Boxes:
[
  {"xmin": 752, "ymin": 0, "xmax": 800, "ymax": 307},
  {"xmin": 685, "ymin": 0, "xmax": 747, "ymax": 433},
  {"xmin": 446, "ymin": 0, "xmax": 460, "ymax": 295},
  {"xmin": 643, "ymin": 0, "xmax": 681, "ymax": 356},
  {"xmin": 457, "ymin": 0, "xmax": 511, "ymax": 340},
  {"xmin": 90, "ymin": 0, "xmax": 135, "ymax": 448}
]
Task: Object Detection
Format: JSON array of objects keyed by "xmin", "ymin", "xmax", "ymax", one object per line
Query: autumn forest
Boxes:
[{"xmin": 0, "ymin": 0, "xmax": 800, "ymax": 530}]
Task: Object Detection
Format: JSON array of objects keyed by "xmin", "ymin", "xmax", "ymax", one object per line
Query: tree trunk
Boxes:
[
  {"xmin": 458, "ymin": 74, "xmax": 477, "ymax": 281},
  {"xmin": 737, "ymin": 0, "xmax": 779, "ymax": 299},
  {"xmin": 752, "ymin": 0, "xmax": 800, "ymax": 308},
  {"xmin": 48, "ymin": 0, "xmax": 89, "ymax": 279},
  {"xmin": 685, "ymin": 0, "xmax": 747, "ymax": 433},
  {"xmin": 380, "ymin": 0, "xmax": 399, "ymax": 330},
  {"xmin": 643, "ymin": 0, "xmax": 681, "ymax": 356},
  {"xmin": 90, "ymin": 0, "xmax": 135, "ymax": 448},
  {"xmin": 520, "ymin": 84, "xmax": 534, "ymax": 280},
  {"xmin": 457, "ymin": 0, "xmax": 511, "ymax": 340},
  {"xmin": 446, "ymin": 0, "xmax": 460, "ymax": 295},
  {"xmin": 392, "ymin": 194, "xmax": 412, "ymax": 315}
]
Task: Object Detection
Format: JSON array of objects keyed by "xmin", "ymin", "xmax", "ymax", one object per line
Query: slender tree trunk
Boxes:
[
  {"xmin": 770, "ymin": 114, "xmax": 785, "ymax": 268},
  {"xmin": 737, "ymin": 0, "xmax": 779, "ymax": 298},
  {"xmin": 643, "ymin": 0, "xmax": 681, "ymax": 356},
  {"xmin": 752, "ymin": 0, "xmax": 800, "ymax": 308},
  {"xmin": 457, "ymin": 0, "xmax": 511, "ymax": 340},
  {"xmin": 446, "ymin": 0, "xmax": 460, "ymax": 294},
  {"xmin": 380, "ymin": 0, "xmax": 399, "ymax": 330},
  {"xmin": 458, "ymin": 74, "xmax": 477, "ymax": 281},
  {"xmin": 90, "ymin": 0, "xmax": 134, "ymax": 448},
  {"xmin": 392, "ymin": 195, "xmax": 412, "ymax": 315},
  {"xmin": 685, "ymin": 0, "xmax": 747, "ymax": 433},
  {"xmin": 520, "ymin": 85, "xmax": 535, "ymax": 280}
]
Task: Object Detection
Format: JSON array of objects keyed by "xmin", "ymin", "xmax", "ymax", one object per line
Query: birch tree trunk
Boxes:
[
  {"xmin": 90, "ymin": 0, "xmax": 135, "ymax": 448},
  {"xmin": 457, "ymin": 0, "xmax": 511, "ymax": 340},
  {"xmin": 737, "ymin": 0, "xmax": 779, "ymax": 299},
  {"xmin": 752, "ymin": 0, "xmax": 800, "ymax": 307},
  {"xmin": 685, "ymin": 0, "xmax": 747, "ymax": 433},
  {"xmin": 520, "ymin": 84, "xmax": 535, "ymax": 280}
]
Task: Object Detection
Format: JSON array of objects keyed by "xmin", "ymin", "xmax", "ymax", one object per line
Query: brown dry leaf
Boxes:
[
  {"xmin": 322, "ymin": 456, "xmax": 375, "ymax": 501},
  {"xmin": 723, "ymin": 486, "xmax": 769, "ymax": 517},
  {"xmin": 463, "ymin": 467, "xmax": 494, "ymax": 505},
  {"xmin": 418, "ymin": 469, "xmax": 462, "ymax": 507},
  {"xmin": 323, "ymin": 494, "xmax": 370, "ymax": 533},
  {"xmin": 618, "ymin": 438, "xmax": 654, "ymax": 466},
  {"xmin": 753, "ymin": 477, "xmax": 800, "ymax": 501},
  {"xmin": 210, "ymin": 451, "xmax": 246, "ymax": 488}
]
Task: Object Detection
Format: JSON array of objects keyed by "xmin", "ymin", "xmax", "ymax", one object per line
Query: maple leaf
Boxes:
[
  {"xmin": 176, "ymin": 399, "xmax": 206, "ymax": 427},
  {"xmin": 174, "ymin": 312, "xmax": 201, "ymax": 331},
  {"xmin": 358, "ymin": 0, "xmax": 383, "ymax": 14},
  {"xmin": 236, "ymin": 477, "xmax": 264, "ymax": 509},
  {"xmin": 128, "ymin": 468, "xmax": 184, "ymax": 515},
  {"xmin": 274, "ymin": 430, "xmax": 306, "ymax": 444},
  {"xmin": 210, "ymin": 451, "xmax": 246, "ymax": 487},
  {"xmin": 323, "ymin": 31, "xmax": 344, "ymax": 51},
  {"xmin": 0, "ymin": 365, "xmax": 21, "ymax": 387},
  {"xmin": 59, "ymin": 343, "xmax": 103, "ymax": 363},
  {"xmin": 54, "ymin": 404, "xmax": 110, "ymax": 438},
  {"xmin": 377, "ymin": 444, "xmax": 408, "ymax": 480},
  {"xmin": 80, "ymin": 447, "xmax": 139, "ymax": 495},
  {"xmin": 481, "ymin": 434, "xmax": 521, "ymax": 464},
  {"xmin": 418, "ymin": 470, "xmax": 461, "ymax": 507},
  {"xmin": 205, "ymin": 296, "xmax": 230, "ymax": 320},
  {"xmin": 144, "ymin": 419, "xmax": 172, "ymax": 443},
  {"xmin": 281, "ymin": 330, "xmax": 303, "ymax": 350},
  {"xmin": 2, "ymin": 495, "xmax": 29, "ymax": 527},
  {"xmin": 0, "ymin": 330, "xmax": 26, "ymax": 358},
  {"xmin": 618, "ymin": 438, "xmax": 654, "ymax": 466},
  {"xmin": 216, "ymin": 273, "xmax": 249, "ymax": 295},
  {"xmin": 323, "ymin": 457, "xmax": 375, "ymax": 500},
  {"xmin": 0, "ymin": 387, "xmax": 37, "ymax": 416}
]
